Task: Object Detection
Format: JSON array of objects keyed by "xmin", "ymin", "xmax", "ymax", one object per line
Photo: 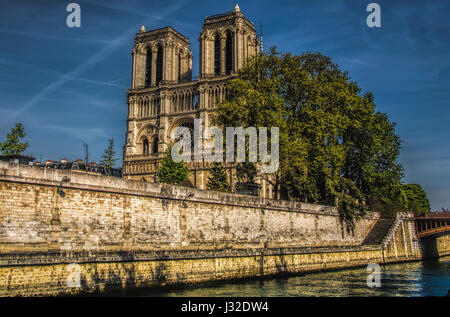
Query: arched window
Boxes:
[
  {"xmin": 178, "ymin": 52, "xmax": 182, "ymax": 81},
  {"xmin": 247, "ymin": 36, "xmax": 252, "ymax": 60},
  {"xmin": 173, "ymin": 120, "xmax": 195, "ymax": 151},
  {"xmin": 214, "ymin": 34, "xmax": 220, "ymax": 75},
  {"xmin": 193, "ymin": 93, "xmax": 199, "ymax": 110},
  {"xmin": 143, "ymin": 139, "xmax": 149, "ymax": 155},
  {"xmin": 156, "ymin": 44, "xmax": 163, "ymax": 84},
  {"xmin": 180, "ymin": 121, "xmax": 195, "ymax": 150},
  {"xmin": 225, "ymin": 30, "xmax": 233, "ymax": 75},
  {"xmin": 145, "ymin": 47, "xmax": 152, "ymax": 87},
  {"xmin": 152, "ymin": 137, "xmax": 159, "ymax": 154}
]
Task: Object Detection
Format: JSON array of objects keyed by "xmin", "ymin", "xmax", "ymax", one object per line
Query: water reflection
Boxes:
[{"xmin": 145, "ymin": 257, "xmax": 449, "ymax": 297}]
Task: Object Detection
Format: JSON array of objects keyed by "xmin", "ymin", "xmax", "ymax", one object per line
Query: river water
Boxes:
[{"xmin": 145, "ymin": 256, "xmax": 450, "ymax": 297}]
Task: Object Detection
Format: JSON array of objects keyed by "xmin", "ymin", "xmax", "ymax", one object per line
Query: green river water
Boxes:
[{"xmin": 143, "ymin": 256, "xmax": 449, "ymax": 297}]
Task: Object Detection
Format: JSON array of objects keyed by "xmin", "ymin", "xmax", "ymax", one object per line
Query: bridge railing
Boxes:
[
  {"xmin": 414, "ymin": 213, "xmax": 450, "ymax": 238},
  {"xmin": 414, "ymin": 212, "xmax": 450, "ymax": 219}
]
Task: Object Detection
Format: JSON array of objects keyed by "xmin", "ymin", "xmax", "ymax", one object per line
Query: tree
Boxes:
[
  {"xmin": 0, "ymin": 123, "xmax": 29, "ymax": 156},
  {"xmin": 402, "ymin": 184, "xmax": 430, "ymax": 215},
  {"xmin": 336, "ymin": 178, "xmax": 367, "ymax": 232},
  {"xmin": 236, "ymin": 161, "xmax": 258, "ymax": 184},
  {"xmin": 207, "ymin": 163, "xmax": 230, "ymax": 192},
  {"xmin": 155, "ymin": 145, "xmax": 191, "ymax": 185},
  {"xmin": 100, "ymin": 138, "xmax": 118, "ymax": 175},
  {"xmin": 213, "ymin": 50, "xmax": 307, "ymax": 200},
  {"xmin": 234, "ymin": 162, "xmax": 261, "ymax": 196},
  {"xmin": 213, "ymin": 47, "xmax": 407, "ymax": 221}
]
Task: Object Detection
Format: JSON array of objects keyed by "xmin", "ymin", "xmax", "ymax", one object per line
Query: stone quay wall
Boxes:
[{"xmin": 0, "ymin": 162, "xmax": 433, "ymax": 296}]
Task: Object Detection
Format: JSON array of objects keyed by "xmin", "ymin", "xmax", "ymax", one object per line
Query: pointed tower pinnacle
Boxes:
[
  {"xmin": 140, "ymin": 25, "xmax": 146, "ymax": 33},
  {"xmin": 234, "ymin": 3, "xmax": 240, "ymax": 12},
  {"xmin": 260, "ymin": 22, "xmax": 263, "ymax": 53}
]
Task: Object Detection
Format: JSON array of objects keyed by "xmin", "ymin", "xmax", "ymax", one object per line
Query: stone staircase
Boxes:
[{"xmin": 362, "ymin": 218, "xmax": 395, "ymax": 246}]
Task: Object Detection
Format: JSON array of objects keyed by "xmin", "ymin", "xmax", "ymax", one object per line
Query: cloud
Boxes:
[
  {"xmin": 45, "ymin": 125, "xmax": 107, "ymax": 141},
  {"xmin": 335, "ymin": 57, "xmax": 375, "ymax": 67},
  {"xmin": 1, "ymin": 28, "xmax": 134, "ymax": 128},
  {"xmin": 88, "ymin": 0, "xmax": 197, "ymax": 30},
  {"xmin": 0, "ymin": 57, "xmax": 128, "ymax": 90},
  {"xmin": 0, "ymin": 26, "xmax": 114, "ymax": 44}
]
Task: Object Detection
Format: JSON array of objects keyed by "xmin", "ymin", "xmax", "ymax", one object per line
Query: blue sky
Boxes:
[{"xmin": 0, "ymin": 0, "xmax": 449, "ymax": 209}]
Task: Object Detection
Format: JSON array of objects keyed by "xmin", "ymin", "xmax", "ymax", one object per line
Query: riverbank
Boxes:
[
  {"xmin": 0, "ymin": 242, "xmax": 425, "ymax": 296},
  {"xmin": 142, "ymin": 256, "xmax": 450, "ymax": 297},
  {"xmin": 0, "ymin": 162, "xmax": 448, "ymax": 296}
]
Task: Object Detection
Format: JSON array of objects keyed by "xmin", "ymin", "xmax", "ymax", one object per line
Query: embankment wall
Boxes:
[{"xmin": 0, "ymin": 162, "xmax": 437, "ymax": 296}]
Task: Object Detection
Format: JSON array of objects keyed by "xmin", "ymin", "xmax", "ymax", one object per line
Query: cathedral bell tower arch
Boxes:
[
  {"xmin": 131, "ymin": 27, "xmax": 192, "ymax": 89},
  {"xmin": 199, "ymin": 4, "xmax": 259, "ymax": 78}
]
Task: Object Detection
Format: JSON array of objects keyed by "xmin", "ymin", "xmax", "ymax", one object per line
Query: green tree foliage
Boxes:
[
  {"xmin": 402, "ymin": 184, "xmax": 430, "ymax": 215},
  {"xmin": 207, "ymin": 163, "xmax": 230, "ymax": 192},
  {"xmin": 336, "ymin": 178, "xmax": 367, "ymax": 231},
  {"xmin": 0, "ymin": 123, "xmax": 29, "ymax": 156},
  {"xmin": 155, "ymin": 146, "xmax": 191, "ymax": 185},
  {"xmin": 100, "ymin": 138, "xmax": 118, "ymax": 175},
  {"xmin": 236, "ymin": 161, "xmax": 258, "ymax": 184},
  {"xmin": 213, "ymin": 47, "xmax": 410, "ymax": 222},
  {"xmin": 235, "ymin": 162, "xmax": 261, "ymax": 196}
]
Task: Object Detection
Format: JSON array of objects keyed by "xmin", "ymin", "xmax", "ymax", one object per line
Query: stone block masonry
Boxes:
[
  {"xmin": 0, "ymin": 161, "xmax": 439, "ymax": 296},
  {"xmin": 0, "ymin": 162, "xmax": 377, "ymax": 253}
]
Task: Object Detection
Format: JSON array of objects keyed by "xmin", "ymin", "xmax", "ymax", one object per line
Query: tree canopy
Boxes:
[
  {"xmin": 402, "ymin": 184, "xmax": 430, "ymax": 215},
  {"xmin": 207, "ymin": 163, "xmax": 230, "ymax": 192},
  {"xmin": 0, "ymin": 123, "xmax": 29, "ymax": 156},
  {"xmin": 213, "ymin": 47, "xmax": 415, "ymax": 222},
  {"xmin": 155, "ymin": 145, "xmax": 191, "ymax": 185}
]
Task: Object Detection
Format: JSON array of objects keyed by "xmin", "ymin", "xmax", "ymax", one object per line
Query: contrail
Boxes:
[
  {"xmin": 2, "ymin": 0, "xmax": 191, "ymax": 128},
  {"xmin": 2, "ymin": 27, "xmax": 134, "ymax": 128}
]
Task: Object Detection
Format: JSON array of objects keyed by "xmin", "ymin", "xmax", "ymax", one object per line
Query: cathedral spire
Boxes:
[
  {"xmin": 233, "ymin": 3, "xmax": 240, "ymax": 12},
  {"xmin": 260, "ymin": 22, "xmax": 263, "ymax": 53}
]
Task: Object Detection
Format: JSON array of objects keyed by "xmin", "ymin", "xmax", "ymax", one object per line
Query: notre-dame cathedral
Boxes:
[{"xmin": 122, "ymin": 5, "xmax": 273, "ymax": 198}]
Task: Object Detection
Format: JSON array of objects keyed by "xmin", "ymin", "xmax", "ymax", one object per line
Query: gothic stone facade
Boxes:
[{"xmin": 123, "ymin": 5, "xmax": 273, "ymax": 197}]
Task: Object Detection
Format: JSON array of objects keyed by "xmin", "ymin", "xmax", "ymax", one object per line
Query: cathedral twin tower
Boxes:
[{"xmin": 123, "ymin": 5, "xmax": 269, "ymax": 195}]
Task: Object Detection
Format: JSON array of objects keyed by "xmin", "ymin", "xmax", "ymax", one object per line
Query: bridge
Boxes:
[{"xmin": 414, "ymin": 212, "xmax": 450, "ymax": 238}]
